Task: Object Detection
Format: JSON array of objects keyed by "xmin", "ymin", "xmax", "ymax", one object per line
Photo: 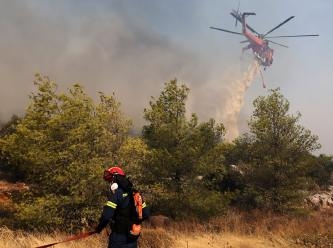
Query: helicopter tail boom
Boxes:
[{"xmin": 241, "ymin": 13, "xmax": 256, "ymax": 33}]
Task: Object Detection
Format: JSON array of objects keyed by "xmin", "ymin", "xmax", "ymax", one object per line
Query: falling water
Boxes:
[{"xmin": 220, "ymin": 61, "xmax": 260, "ymax": 141}]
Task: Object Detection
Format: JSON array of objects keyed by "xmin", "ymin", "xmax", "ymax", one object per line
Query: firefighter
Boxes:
[{"xmin": 95, "ymin": 166, "xmax": 150, "ymax": 248}]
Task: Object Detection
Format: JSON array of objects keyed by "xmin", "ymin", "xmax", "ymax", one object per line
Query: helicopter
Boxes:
[{"xmin": 210, "ymin": 9, "xmax": 319, "ymax": 70}]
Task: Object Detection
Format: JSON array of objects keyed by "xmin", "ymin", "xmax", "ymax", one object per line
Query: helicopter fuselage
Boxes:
[{"xmin": 241, "ymin": 13, "xmax": 274, "ymax": 67}]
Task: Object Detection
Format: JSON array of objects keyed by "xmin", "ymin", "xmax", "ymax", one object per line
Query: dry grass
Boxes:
[
  {"xmin": 168, "ymin": 209, "xmax": 333, "ymax": 236},
  {"xmin": 0, "ymin": 227, "xmax": 107, "ymax": 248},
  {"xmin": 0, "ymin": 227, "xmax": 293, "ymax": 248},
  {"xmin": 139, "ymin": 228, "xmax": 173, "ymax": 248},
  {"xmin": 163, "ymin": 209, "xmax": 333, "ymax": 247},
  {"xmin": 173, "ymin": 232, "xmax": 297, "ymax": 248},
  {"xmin": 2, "ymin": 210, "xmax": 333, "ymax": 248}
]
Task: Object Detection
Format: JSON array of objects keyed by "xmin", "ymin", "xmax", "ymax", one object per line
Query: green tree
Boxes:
[
  {"xmin": 305, "ymin": 154, "xmax": 333, "ymax": 190},
  {"xmin": 117, "ymin": 137, "xmax": 150, "ymax": 187},
  {"xmin": 0, "ymin": 115, "xmax": 21, "ymax": 181},
  {"xmin": 0, "ymin": 74, "xmax": 131, "ymax": 230},
  {"xmin": 232, "ymin": 88, "xmax": 321, "ymax": 212},
  {"xmin": 0, "ymin": 115, "xmax": 20, "ymax": 138},
  {"xmin": 0, "ymin": 115, "xmax": 21, "ymax": 227},
  {"xmin": 142, "ymin": 79, "xmax": 228, "ymax": 219}
]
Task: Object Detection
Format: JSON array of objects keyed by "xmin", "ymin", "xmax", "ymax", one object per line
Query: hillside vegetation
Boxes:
[{"xmin": 0, "ymin": 74, "xmax": 332, "ymax": 247}]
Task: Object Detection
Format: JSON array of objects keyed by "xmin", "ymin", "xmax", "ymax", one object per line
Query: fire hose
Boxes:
[{"xmin": 35, "ymin": 231, "xmax": 97, "ymax": 248}]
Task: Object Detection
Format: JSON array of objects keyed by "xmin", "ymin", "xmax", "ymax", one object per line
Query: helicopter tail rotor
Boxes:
[{"xmin": 234, "ymin": 1, "xmax": 240, "ymax": 27}]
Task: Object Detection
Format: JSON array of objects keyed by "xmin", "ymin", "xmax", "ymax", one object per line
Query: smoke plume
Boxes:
[{"xmin": 0, "ymin": 1, "xmax": 258, "ymax": 141}]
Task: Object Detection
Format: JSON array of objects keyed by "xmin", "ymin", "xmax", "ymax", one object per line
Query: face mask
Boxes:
[{"xmin": 110, "ymin": 182, "xmax": 118, "ymax": 193}]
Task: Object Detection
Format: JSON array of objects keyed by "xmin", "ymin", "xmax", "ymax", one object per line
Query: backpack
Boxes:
[{"xmin": 129, "ymin": 190, "xmax": 144, "ymax": 239}]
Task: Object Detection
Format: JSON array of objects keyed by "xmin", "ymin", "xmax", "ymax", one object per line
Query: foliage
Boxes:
[
  {"xmin": 0, "ymin": 74, "xmax": 131, "ymax": 230},
  {"xmin": 0, "ymin": 75, "xmax": 331, "ymax": 230},
  {"xmin": 142, "ymin": 79, "xmax": 228, "ymax": 219},
  {"xmin": 229, "ymin": 88, "xmax": 321, "ymax": 212},
  {"xmin": 0, "ymin": 115, "xmax": 21, "ymax": 181},
  {"xmin": 0, "ymin": 115, "xmax": 20, "ymax": 138},
  {"xmin": 117, "ymin": 137, "xmax": 150, "ymax": 188},
  {"xmin": 305, "ymin": 154, "xmax": 333, "ymax": 189}
]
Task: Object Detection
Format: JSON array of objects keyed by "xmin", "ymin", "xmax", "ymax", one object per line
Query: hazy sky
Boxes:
[{"xmin": 0, "ymin": 0, "xmax": 332, "ymax": 155}]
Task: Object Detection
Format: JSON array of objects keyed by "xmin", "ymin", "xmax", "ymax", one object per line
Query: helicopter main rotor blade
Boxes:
[
  {"xmin": 267, "ymin": 40, "xmax": 288, "ymax": 48},
  {"xmin": 263, "ymin": 16, "xmax": 295, "ymax": 37},
  {"xmin": 265, "ymin": 34, "xmax": 319, "ymax": 38},
  {"xmin": 240, "ymin": 40, "xmax": 249, "ymax": 43},
  {"xmin": 209, "ymin": 26, "xmax": 243, "ymax": 35}
]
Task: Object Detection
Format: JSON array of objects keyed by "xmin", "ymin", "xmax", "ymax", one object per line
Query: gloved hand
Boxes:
[{"xmin": 94, "ymin": 216, "xmax": 109, "ymax": 234}]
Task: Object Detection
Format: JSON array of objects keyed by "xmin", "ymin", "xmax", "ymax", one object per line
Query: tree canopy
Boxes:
[
  {"xmin": 0, "ymin": 74, "xmax": 131, "ymax": 230},
  {"xmin": 0, "ymin": 77, "xmax": 331, "ymax": 230},
  {"xmin": 142, "ymin": 79, "xmax": 228, "ymax": 219},
  {"xmin": 228, "ymin": 88, "xmax": 321, "ymax": 212}
]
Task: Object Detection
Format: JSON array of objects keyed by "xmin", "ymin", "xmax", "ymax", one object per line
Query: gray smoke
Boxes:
[{"xmin": 0, "ymin": 1, "xmax": 252, "ymax": 138}]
